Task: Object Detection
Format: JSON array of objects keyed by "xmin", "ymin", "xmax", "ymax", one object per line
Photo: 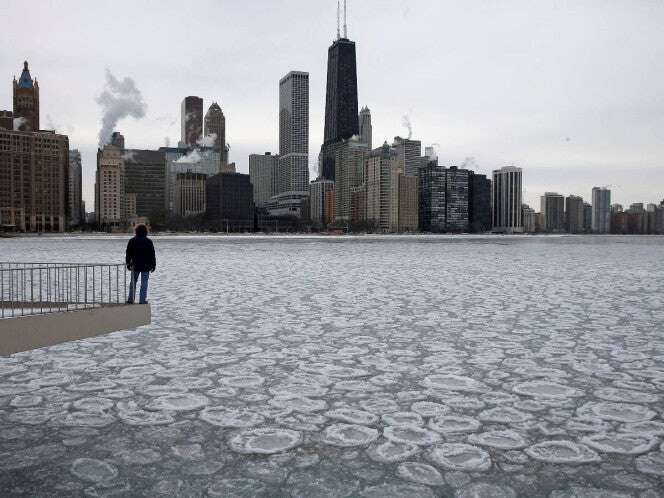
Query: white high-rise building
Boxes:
[
  {"xmin": 278, "ymin": 71, "xmax": 309, "ymax": 194},
  {"xmin": 591, "ymin": 187, "xmax": 611, "ymax": 233},
  {"xmin": 359, "ymin": 106, "xmax": 372, "ymax": 150},
  {"xmin": 249, "ymin": 153, "xmax": 279, "ymax": 208},
  {"xmin": 95, "ymin": 145, "xmax": 125, "ymax": 228},
  {"xmin": 492, "ymin": 166, "xmax": 523, "ymax": 233}
]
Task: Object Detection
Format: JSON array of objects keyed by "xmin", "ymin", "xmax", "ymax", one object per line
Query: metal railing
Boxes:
[{"xmin": 0, "ymin": 263, "xmax": 127, "ymax": 318}]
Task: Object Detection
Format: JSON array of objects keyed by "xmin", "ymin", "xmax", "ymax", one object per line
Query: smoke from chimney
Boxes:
[
  {"xmin": 96, "ymin": 69, "xmax": 147, "ymax": 147},
  {"xmin": 401, "ymin": 114, "xmax": 413, "ymax": 140}
]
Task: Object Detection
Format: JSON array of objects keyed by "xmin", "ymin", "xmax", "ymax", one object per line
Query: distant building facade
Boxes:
[
  {"xmin": 445, "ymin": 166, "xmax": 470, "ymax": 232},
  {"xmin": 359, "ymin": 106, "xmax": 372, "ymax": 150},
  {"xmin": 95, "ymin": 145, "xmax": 125, "ymax": 229},
  {"xmin": 249, "ymin": 153, "xmax": 279, "ymax": 208},
  {"xmin": 469, "ymin": 173, "xmax": 492, "ymax": 233},
  {"xmin": 309, "ymin": 178, "xmax": 335, "ymax": 228},
  {"xmin": 392, "ymin": 136, "xmax": 423, "ymax": 177},
  {"xmin": 124, "ymin": 149, "xmax": 166, "ymax": 218},
  {"xmin": 324, "ymin": 189, "xmax": 336, "ymax": 225},
  {"xmin": 492, "ymin": 166, "xmax": 523, "ymax": 233},
  {"xmin": 175, "ymin": 172, "xmax": 206, "ymax": 217},
  {"xmin": 163, "ymin": 147, "xmax": 221, "ymax": 213},
  {"xmin": 278, "ymin": 71, "xmax": 309, "ymax": 194},
  {"xmin": 522, "ymin": 205, "xmax": 537, "ymax": 233},
  {"xmin": 334, "ymin": 138, "xmax": 368, "ymax": 222},
  {"xmin": 0, "ymin": 130, "xmax": 69, "ymax": 232},
  {"xmin": 206, "ymin": 173, "xmax": 254, "ymax": 232},
  {"xmin": 181, "ymin": 96, "xmax": 203, "ymax": 147},
  {"xmin": 565, "ymin": 195, "xmax": 585, "ymax": 234},
  {"xmin": 390, "ymin": 171, "xmax": 418, "ymax": 232},
  {"xmin": 540, "ymin": 192, "xmax": 565, "ymax": 233},
  {"xmin": 204, "ymin": 102, "xmax": 227, "ymax": 165},
  {"xmin": 68, "ymin": 150, "xmax": 83, "ymax": 226},
  {"xmin": 13, "ymin": 61, "xmax": 39, "ymax": 132},
  {"xmin": 418, "ymin": 160, "xmax": 446, "ymax": 233},
  {"xmin": 591, "ymin": 187, "xmax": 611, "ymax": 234},
  {"xmin": 366, "ymin": 144, "xmax": 398, "ymax": 232}
]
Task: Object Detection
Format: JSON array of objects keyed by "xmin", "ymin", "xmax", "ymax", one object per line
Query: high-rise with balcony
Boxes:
[
  {"xmin": 492, "ymin": 166, "xmax": 523, "ymax": 233},
  {"xmin": 278, "ymin": 71, "xmax": 309, "ymax": 194},
  {"xmin": 591, "ymin": 187, "xmax": 611, "ymax": 234}
]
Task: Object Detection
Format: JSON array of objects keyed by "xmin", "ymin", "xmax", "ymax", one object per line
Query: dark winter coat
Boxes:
[{"xmin": 125, "ymin": 235, "xmax": 156, "ymax": 272}]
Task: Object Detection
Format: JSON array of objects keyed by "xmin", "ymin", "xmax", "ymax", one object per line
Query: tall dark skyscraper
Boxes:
[
  {"xmin": 181, "ymin": 96, "xmax": 203, "ymax": 147},
  {"xmin": 319, "ymin": 4, "xmax": 359, "ymax": 181}
]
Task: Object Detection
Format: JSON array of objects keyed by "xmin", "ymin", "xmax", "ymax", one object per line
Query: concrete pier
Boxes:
[{"xmin": 0, "ymin": 304, "xmax": 151, "ymax": 356}]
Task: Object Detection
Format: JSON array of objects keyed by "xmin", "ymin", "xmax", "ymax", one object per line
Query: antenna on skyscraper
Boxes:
[
  {"xmin": 336, "ymin": 0, "xmax": 341, "ymax": 40},
  {"xmin": 344, "ymin": 0, "xmax": 348, "ymax": 38}
]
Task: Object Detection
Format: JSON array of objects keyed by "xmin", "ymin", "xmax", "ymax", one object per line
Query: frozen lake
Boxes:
[{"xmin": 1, "ymin": 235, "xmax": 664, "ymax": 497}]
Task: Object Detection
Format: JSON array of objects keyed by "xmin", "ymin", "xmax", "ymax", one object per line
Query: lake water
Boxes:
[{"xmin": 1, "ymin": 235, "xmax": 663, "ymax": 497}]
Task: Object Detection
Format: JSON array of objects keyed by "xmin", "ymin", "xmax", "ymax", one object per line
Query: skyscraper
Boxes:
[
  {"xmin": 319, "ymin": 12, "xmax": 360, "ymax": 181},
  {"xmin": 492, "ymin": 166, "xmax": 523, "ymax": 233},
  {"xmin": 309, "ymin": 178, "xmax": 335, "ymax": 228},
  {"xmin": 392, "ymin": 137, "xmax": 423, "ymax": 177},
  {"xmin": 95, "ymin": 145, "xmax": 125, "ymax": 229},
  {"xmin": 366, "ymin": 143, "xmax": 398, "ymax": 232},
  {"xmin": 181, "ymin": 96, "xmax": 203, "ymax": 147},
  {"xmin": 540, "ymin": 192, "xmax": 565, "ymax": 233},
  {"xmin": 206, "ymin": 173, "xmax": 254, "ymax": 232},
  {"xmin": 591, "ymin": 187, "xmax": 611, "ymax": 234},
  {"xmin": 204, "ymin": 102, "xmax": 226, "ymax": 163},
  {"xmin": 68, "ymin": 150, "xmax": 83, "ymax": 226},
  {"xmin": 1, "ymin": 130, "xmax": 68, "ymax": 232},
  {"xmin": 359, "ymin": 106, "xmax": 372, "ymax": 150},
  {"xmin": 418, "ymin": 160, "xmax": 446, "ymax": 233},
  {"xmin": 249, "ymin": 152, "xmax": 279, "ymax": 207},
  {"xmin": 334, "ymin": 137, "xmax": 368, "ymax": 222},
  {"xmin": 565, "ymin": 195, "xmax": 585, "ymax": 234},
  {"xmin": 123, "ymin": 149, "xmax": 166, "ymax": 218},
  {"xmin": 469, "ymin": 173, "xmax": 492, "ymax": 233},
  {"xmin": 13, "ymin": 61, "xmax": 39, "ymax": 132},
  {"xmin": 278, "ymin": 71, "xmax": 310, "ymax": 193},
  {"xmin": 445, "ymin": 166, "xmax": 470, "ymax": 232}
]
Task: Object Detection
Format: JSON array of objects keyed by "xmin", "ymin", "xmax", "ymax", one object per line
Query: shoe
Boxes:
[{"xmin": 126, "ymin": 300, "xmax": 134, "ymax": 304}]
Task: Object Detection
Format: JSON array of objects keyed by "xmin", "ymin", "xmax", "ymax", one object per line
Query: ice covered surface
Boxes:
[{"xmin": 0, "ymin": 235, "xmax": 663, "ymax": 496}]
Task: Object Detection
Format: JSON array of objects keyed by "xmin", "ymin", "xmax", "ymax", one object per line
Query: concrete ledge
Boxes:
[{"xmin": 0, "ymin": 304, "xmax": 151, "ymax": 356}]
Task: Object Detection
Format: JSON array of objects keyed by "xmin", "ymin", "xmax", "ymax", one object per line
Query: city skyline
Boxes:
[{"xmin": 2, "ymin": 0, "xmax": 663, "ymax": 209}]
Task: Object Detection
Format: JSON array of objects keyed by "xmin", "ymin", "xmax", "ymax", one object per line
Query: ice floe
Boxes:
[{"xmin": 228, "ymin": 427, "xmax": 302, "ymax": 454}]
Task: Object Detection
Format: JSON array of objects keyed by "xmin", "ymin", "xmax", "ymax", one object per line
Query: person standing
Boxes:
[{"xmin": 125, "ymin": 224, "xmax": 156, "ymax": 304}]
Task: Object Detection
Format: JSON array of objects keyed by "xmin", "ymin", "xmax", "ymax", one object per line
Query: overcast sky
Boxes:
[{"xmin": 2, "ymin": 0, "xmax": 663, "ymax": 209}]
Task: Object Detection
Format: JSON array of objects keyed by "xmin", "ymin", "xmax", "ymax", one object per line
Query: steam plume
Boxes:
[
  {"xmin": 13, "ymin": 117, "xmax": 27, "ymax": 130},
  {"xmin": 96, "ymin": 69, "xmax": 147, "ymax": 147},
  {"xmin": 175, "ymin": 149, "xmax": 202, "ymax": 164},
  {"xmin": 401, "ymin": 114, "xmax": 413, "ymax": 139},
  {"xmin": 197, "ymin": 133, "xmax": 217, "ymax": 148}
]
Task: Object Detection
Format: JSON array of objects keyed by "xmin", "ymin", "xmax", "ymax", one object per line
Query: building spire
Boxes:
[
  {"xmin": 336, "ymin": 0, "xmax": 341, "ymax": 39},
  {"xmin": 344, "ymin": 0, "xmax": 348, "ymax": 38}
]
